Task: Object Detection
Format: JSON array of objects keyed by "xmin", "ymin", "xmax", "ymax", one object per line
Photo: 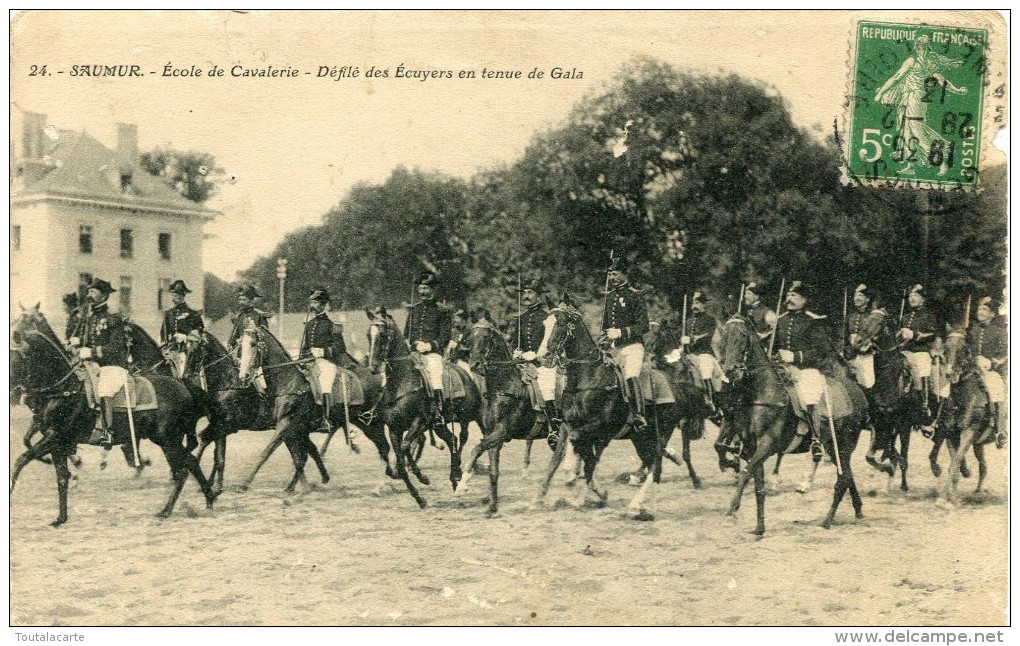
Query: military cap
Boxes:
[
  {"xmin": 909, "ymin": 284, "xmax": 926, "ymax": 297},
  {"xmin": 977, "ymin": 296, "xmax": 1001, "ymax": 312},
  {"xmin": 417, "ymin": 272, "xmax": 438, "ymax": 287},
  {"xmin": 744, "ymin": 280, "xmax": 767, "ymax": 297},
  {"xmin": 308, "ymin": 288, "xmax": 330, "ymax": 303},
  {"xmin": 786, "ymin": 280, "xmax": 813, "ymax": 300},
  {"xmin": 237, "ymin": 284, "xmax": 260, "ymax": 299},
  {"xmin": 521, "ymin": 277, "xmax": 544, "ymax": 293},
  {"xmin": 63, "ymin": 292, "xmax": 79, "ymax": 307},
  {"xmin": 854, "ymin": 283, "xmax": 873, "ymax": 300},
  {"xmin": 607, "ymin": 255, "xmax": 630, "ymax": 272},
  {"xmin": 691, "ymin": 290, "xmax": 708, "ymax": 304},
  {"xmin": 168, "ymin": 279, "xmax": 192, "ymax": 295},
  {"xmin": 86, "ymin": 278, "xmax": 116, "ymax": 295}
]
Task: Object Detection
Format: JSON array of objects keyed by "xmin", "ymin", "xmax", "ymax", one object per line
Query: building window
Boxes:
[
  {"xmin": 120, "ymin": 171, "xmax": 133, "ymax": 193},
  {"xmin": 158, "ymin": 233, "xmax": 172, "ymax": 260},
  {"xmin": 120, "ymin": 229, "xmax": 134, "ymax": 258},
  {"xmin": 79, "ymin": 225, "xmax": 93, "ymax": 254},
  {"xmin": 119, "ymin": 276, "xmax": 132, "ymax": 316},
  {"xmin": 11, "ymin": 225, "xmax": 20, "ymax": 250},
  {"xmin": 157, "ymin": 278, "xmax": 172, "ymax": 310}
]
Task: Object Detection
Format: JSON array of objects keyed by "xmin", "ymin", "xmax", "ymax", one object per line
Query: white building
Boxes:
[{"xmin": 10, "ymin": 113, "xmax": 215, "ymax": 338}]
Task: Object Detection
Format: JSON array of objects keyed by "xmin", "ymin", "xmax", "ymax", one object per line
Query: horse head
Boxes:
[
  {"xmin": 718, "ymin": 315, "xmax": 754, "ymax": 384},
  {"xmin": 944, "ymin": 325, "xmax": 971, "ymax": 385},
  {"xmin": 366, "ymin": 306, "xmax": 404, "ymax": 374},
  {"xmin": 465, "ymin": 309, "xmax": 508, "ymax": 375},
  {"xmin": 10, "ymin": 306, "xmax": 72, "ymax": 399},
  {"xmin": 544, "ymin": 306, "xmax": 598, "ymax": 365}
]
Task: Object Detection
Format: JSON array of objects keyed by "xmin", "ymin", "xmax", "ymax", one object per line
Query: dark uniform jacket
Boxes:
[
  {"xmin": 602, "ymin": 284, "xmax": 649, "ymax": 347},
  {"xmin": 845, "ymin": 307, "xmax": 889, "ymax": 357},
  {"xmin": 160, "ymin": 303, "xmax": 205, "ymax": 347},
  {"xmin": 405, "ymin": 298, "xmax": 451, "ymax": 354},
  {"xmin": 228, "ymin": 306, "xmax": 270, "ymax": 349},
  {"xmin": 899, "ymin": 306, "xmax": 937, "ymax": 352},
  {"xmin": 775, "ymin": 309, "xmax": 831, "ymax": 369},
  {"xmin": 78, "ymin": 302, "xmax": 128, "ymax": 367},
  {"xmin": 508, "ymin": 304, "xmax": 549, "ymax": 354},
  {"xmin": 300, "ymin": 312, "xmax": 334, "ymax": 360},
  {"xmin": 684, "ymin": 310, "xmax": 717, "ymax": 355},
  {"xmin": 968, "ymin": 315, "xmax": 1008, "ymax": 377}
]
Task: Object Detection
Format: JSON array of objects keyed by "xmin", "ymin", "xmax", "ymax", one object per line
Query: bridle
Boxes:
[
  {"xmin": 11, "ymin": 324, "xmax": 81, "ymax": 398},
  {"xmin": 545, "ymin": 308, "xmax": 603, "ymax": 367}
]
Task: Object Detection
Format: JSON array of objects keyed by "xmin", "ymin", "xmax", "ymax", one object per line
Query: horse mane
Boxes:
[
  {"xmin": 258, "ymin": 328, "xmax": 293, "ymax": 363},
  {"xmin": 472, "ymin": 318, "xmax": 513, "ymax": 360}
]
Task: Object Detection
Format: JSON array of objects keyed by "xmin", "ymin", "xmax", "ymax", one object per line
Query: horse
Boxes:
[
  {"xmin": 365, "ymin": 307, "xmax": 486, "ymax": 507},
  {"xmin": 456, "ymin": 315, "xmax": 555, "ymax": 515},
  {"xmin": 532, "ymin": 305, "xmax": 694, "ymax": 519},
  {"xmin": 9, "ymin": 306, "xmax": 216, "ymax": 526},
  {"xmin": 716, "ymin": 315, "xmax": 868, "ymax": 536},
  {"xmin": 935, "ymin": 327, "xmax": 997, "ymax": 504},
  {"xmin": 859, "ymin": 333, "xmax": 918, "ymax": 491}
]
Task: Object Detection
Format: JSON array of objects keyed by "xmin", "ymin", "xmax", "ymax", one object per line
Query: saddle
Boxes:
[
  {"xmin": 403, "ymin": 356, "xmax": 468, "ymax": 401},
  {"xmin": 610, "ymin": 363, "xmax": 676, "ymax": 405},
  {"xmin": 331, "ymin": 368, "xmax": 366, "ymax": 407},
  {"xmin": 519, "ymin": 363, "xmax": 545, "ymax": 412},
  {"xmin": 781, "ymin": 368, "xmax": 854, "ymax": 423},
  {"xmin": 107, "ymin": 375, "xmax": 159, "ymax": 412}
]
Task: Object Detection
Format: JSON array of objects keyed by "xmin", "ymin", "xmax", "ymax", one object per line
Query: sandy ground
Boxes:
[{"xmin": 9, "ymin": 407, "xmax": 1009, "ymax": 626}]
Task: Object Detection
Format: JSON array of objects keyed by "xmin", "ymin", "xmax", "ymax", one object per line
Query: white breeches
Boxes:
[
  {"xmin": 694, "ymin": 353, "xmax": 724, "ymax": 390},
  {"xmin": 981, "ymin": 370, "xmax": 1007, "ymax": 404},
  {"xmin": 314, "ymin": 358, "xmax": 338, "ymax": 396},
  {"xmin": 536, "ymin": 366, "xmax": 557, "ymax": 401},
  {"xmin": 422, "ymin": 352, "xmax": 444, "ymax": 390},
  {"xmin": 168, "ymin": 350, "xmax": 188, "ymax": 380},
  {"xmin": 903, "ymin": 351, "xmax": 932, "ymax": 388},
  {"xmin": 616, "ymin": 343, "xmax": 644, "ymax": 380},
  {"xmin": 97, "ymin": 365, "xmax": 128, "ymax": 399},
  {"xmin": 849, "ymin": 353, "xmax": 875, "ymax": 389},
  {"xmin": 789, "ymin": 366, "xmax": 825, "ymax": 406}
]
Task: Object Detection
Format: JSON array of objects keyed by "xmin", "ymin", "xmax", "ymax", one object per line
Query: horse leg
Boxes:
[
  {"xmin": 729, "ymin": 422, "xmax": 779, "ymax": 517},
  {"xmin": 680, "ymin": 421, "xmax": 702, "ymax": 489},
  {"xmin": 523, "ymin": 439, "xmax": 533, "ymax": 476},
  {"xmin": 457, "ymin": 423, "xmax": 507, "ymax": 495},
  {"xmin": 212, "ymin": 438, "xmax": 227, "ymax": 495},
  {"xmin": 157, "ymin": 445, "xmax": 191, "ymax": 519},
  {"xmin": 822, "ymin": 426, "xmax": 861, "ymax": 528},
  {"xmin": 432, "ymin": 423, "xmax": 463, "ymax": 491},
  {"xmin": 532, "ymin": 422, "xmax": 569, "ymax": 508},
  {"xmin": 795, "ymin": 445, "xmax": 823, "ymax": 494},
  {"xmin": 486, "ymin": 445, "xmax": 501, "ymax": 517},
  {"xmin": 752, "ymin": 459, "xmax": 767, "ymax": 537},
  {"xmin": 821, "ymin": 469, "xmax": 850, "ymax": 529},
  {"xmin": 769, "ymin": 453, "xmax": 784, "ymax": 491},
  {"xmin": 49, "ymin": 449, "xmax": 73, "ymax": 527},
  {"xmin": 628, "ymin": 431, "xmax": 661, "ymax": 520},
  {"xmin": 972, "ymin": 442, "xmax": 988, "ymax": 494},
  {"xmin": 898, "ymin": 425, "xmax": 911, "ymax": 492},
  {"xmin": 235, "ymin": 417, "xmax": 291, "ymax": 492},
  {"xmin": 929, "ymin": 427, "xmax": 944, "ymax": 478},
  {"xmin": 391, "ymin": 423, "xmax": 427, "ymax": 509},
  {"xmin": 306, "ymin": 437, "xmax": 330, "ymax": 485},
  {"xmin": 282, "ymin": 435, "xmax": 310, "ymax": 495},
  {"xmin": 404, "ymin": 426, "xmax": 431, "ymax": 486},
  {"xmin": 122, "ymin": 443, "xmax": 146, "ymax": 478},
  {"xmin": 11, "ymin": 450, "xmax": 38, "ymax": 494}
]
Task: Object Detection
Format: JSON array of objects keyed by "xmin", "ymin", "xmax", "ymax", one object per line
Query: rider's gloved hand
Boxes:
[
  {"xmin": 311, "ymin": 347, "xmax": 325, "ymax": 358},
  {"xmin": 899, "ymin": 328, "xmax": 914, "ymax": 341},
  {"xmin": 173, "ymin": 332, "xmax": 188, "ymax": 343},
  {"xmin": 78, "ymin": 347, "xmax": 93, "ymax": 360},
  {"xmin": 521, "ymin": 351, "xmax": 537, "ymax": 361},
  {"xmin": 777, "ymin": 349, "xmax": 795, "ymax": 363},
  {"xmin": 606, "ymin": 328, "xmax": 622, "ymax": 341},
  {"xmin": 415, "ymin": 341, "xmax": 432, "ymax": 353}
]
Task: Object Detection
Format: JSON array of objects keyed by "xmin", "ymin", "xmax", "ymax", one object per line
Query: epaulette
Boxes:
[{"xmin": 805, "ymin": 311, "xmax": 827, "ymax": 320}]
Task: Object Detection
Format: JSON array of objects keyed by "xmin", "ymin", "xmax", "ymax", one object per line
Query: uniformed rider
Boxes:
[
  {"xmin": 743, "ymin": 281, "xmax": 776, "ymax": 343},
  {"xmin": 300, "ymin": 288, "xmax": 338, "ymax": 432},
  {"xmin": 682, "ymin": 290, "xmax": 723, "ymax": 420},
  {"xmin": 227, "ymin": 284, "xmax": 270, "ymax": 356},
  {"xmin": 601, "ymin": 256, "xmax": 650, "ymax": 434},
  {"xmin": 405, "ymin": 272, "xmax": 453, "ymax": 430},
  {"xmin": 160, "ymin": 279, "xmax": 204, "ymax": 379},
  {"xmin": 844, "ymin": 283, "xmax": 888, "ymax": 391},
  {"xmin": 968, "ymin": 296, "xmax": 1008, "ymax": 448},
  {"xmin": 898, "ymin": 284, "xmax": 938, "ymax": 419},
  {"xmin": 509, "ymin": 278, "xmax": 560, "ymax": 448},
  {"xmin": 69, "ymin": 278, "xmax": 128, "ymax": 448},
  {"xmin": 774, "ymin": 281, "xmax": 832, "ymax": 437}
]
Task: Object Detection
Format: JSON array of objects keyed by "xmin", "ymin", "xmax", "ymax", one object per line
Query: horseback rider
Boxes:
[
  {"xmin": 682, "ymin": 290, "xmax": 724, "ymax": 421},
  {"xmin": 601, "ymin": 256, "xmax": 650, "ymax": 435},
  {"xmin": 774, "ymin": 280, "xmax": 832, "ymax": 438},
  {"xmin": 160, "ymin": 279, "xmax": 204, "ymax": 380},
  {"xmin": 743, "ymin": 281, "xmax": 776, "ymax": 343},
  {"xmin": 509, "ymin": 277, "xmax": 561, "ymax": 448},
  {"xmin": 967, "ymin": 296, "xmax": 1008, "ymax": 448},
  {"xmin": 405, "ymin": 272, "xmax": 454, "ymax": 431},
  {"xmin": 227, "ymin": 284, "xmax": 270, "ymax": 356},
  {"xmin": 300, "ymin": 288, "xmax": 338, "ymax": 432},
  {"xmin": 68, "ymin": 278, "xmax": 128, "ymax": 448},
  {"xmin": 844, "ymin": 283, "xmax": 888, "ymax": 391},
  {"xmin": 898, "ymin": 284, "xmax": 938, "ymax": 420}
]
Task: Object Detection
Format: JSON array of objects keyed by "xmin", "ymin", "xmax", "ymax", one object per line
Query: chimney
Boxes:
[
  {"xmin": 116, "ymin": 122, "xmax": 138, "ymax": 169},
  {"xmin": 21, "ymin": 112, "xmax": 46, "ymax": 160}
]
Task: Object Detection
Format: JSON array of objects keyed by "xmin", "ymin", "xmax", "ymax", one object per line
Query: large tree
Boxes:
[{"xmin": 140, "ymin": 148, "xmax": 225, "ymax": 204}]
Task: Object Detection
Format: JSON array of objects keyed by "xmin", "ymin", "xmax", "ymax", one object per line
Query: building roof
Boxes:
[{"xmin": 12, "ymin": 129, "xmax": 215, "ymax": 218}]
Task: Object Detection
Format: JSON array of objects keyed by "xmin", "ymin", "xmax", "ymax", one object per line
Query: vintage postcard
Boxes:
[{"xmin": 8, "ymin": 10, "xmax": 1009, "ymax": 633}]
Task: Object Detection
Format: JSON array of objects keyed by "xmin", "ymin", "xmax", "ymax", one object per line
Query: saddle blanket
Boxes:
[
  {"xmin": 405, "ymin": 358, "xmax": 468, "ymax": 400},
  {"xmin": 331, "ymin": 368, "xmax": 366, "ymax": 406},
  {"xmin": 108, "ymin": 375, "xmax": 159, "ymax": 412},
  {"xmin": 610, "ymin": 364, "xmax": 675, "ymax": 405},
  {"xmin": 783, "ymin": 371, "xmax": 853, "ymax": 422}
]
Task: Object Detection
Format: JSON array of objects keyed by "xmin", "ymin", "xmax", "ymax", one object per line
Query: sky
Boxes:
[{"xmin": 10, "ymin": 10, "xmax": 1008, "ymax": 279}]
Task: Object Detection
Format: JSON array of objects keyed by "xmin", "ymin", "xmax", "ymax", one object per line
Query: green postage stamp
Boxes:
[{"xmin": 847, "ymin": 21, "xmax": 988, "ymax": 189}]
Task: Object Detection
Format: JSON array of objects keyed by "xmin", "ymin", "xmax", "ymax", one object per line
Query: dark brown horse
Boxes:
[
  {"xmin": 716, "ymin": 315, "xmax": 868, "ymax": 536},
  {"xmin": 935, "ymin": 328, "xmax": 997, "ymax": 504},
  {"xmin": 10, "ymin": 306, "xmax": 216, "ymax": 526},
  {"xmin": 365, "ymin": 308, "xmax": 486, "ymax": 507},
  {"xmin": 532, "ymin": 306, "xmax": 693, "ymax": 519}
]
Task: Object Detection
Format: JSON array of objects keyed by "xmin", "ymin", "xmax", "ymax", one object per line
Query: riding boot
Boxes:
[
  {"xmin": 920, "ymin": 377, "xmax": 932, "ymax": 422},
  {"xmin": 705, "ymin": 381, "xmax": 723, "ymax": 425},
  {"xmin": 545, "ymin": 401, "xmax": 562, "ymax": 451},
  {"xmin": 320, "ymin": 393, "xmax": 333, "ymax": 432},
  {"xmin": 432, "ymin": 390, "xmax": 447, "ymax": 431},
  {"xmin": 88, "ymin": 401, "xmax": 114, "ymax": 449},
  {"xmin": 625, "ymin": 377, "xmax": 648, "ymax": 436}
]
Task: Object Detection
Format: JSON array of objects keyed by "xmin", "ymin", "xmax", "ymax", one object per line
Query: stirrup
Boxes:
[{"xmin": 88, "ymin": 427, "xmax": 113, "ymax": 449}]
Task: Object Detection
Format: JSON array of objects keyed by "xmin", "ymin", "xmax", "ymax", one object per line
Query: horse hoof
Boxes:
[
  {"xmin": 796, "ymin": 483, "xmax": 810, "ymax": 494},
  {"xmin": 855, "ymin": 511, "xmax": 865, "ymax": 520},
  {"xmin": 820, "ymin": 520, "xmax": 832, "ymax": 530},
  {"xmin": 691, "ymin": 477, "xmax": 703, "ymax": 490},
  {"xmin": 155, "ymin": 511, "xmax": 172, "ymax": 520},
  {"xmin": 934, "ymin": 498, "xmax": 954, "ymax": 510},
  {"xmin": 900, "ymin": 484, "xmax": 909, "ymax": 492},
  {"xmin": 417, "ymin": 500, "xmax": 428, "ymax": 509},
  {"xmin": 50, "ymin": 518, "xmax": 67, "ymax": 528},
  {"xmin": 231, "ymin": 484, "xmax": 250, "ymax": 494},
  {"xmin": 633, "ymin": 510, "xmax": 655, "ymax": 521},
  {"xmin": 930, "ymin": 464, "xmax": 942, "ymax": 478},
  {"xmin": 960, "ymin": 465, "xmax": 972, "ymax": 479},
  {"xmin": 627, "ymin": 474, "xmax": 643, "ymax": 487},
  {"xmin": 485, "ymin": 509, "xmax": 501, "ymax": 519},
  {"xmin": 419, "ymin": 475, "xmax": 431, "ymax": 486}
]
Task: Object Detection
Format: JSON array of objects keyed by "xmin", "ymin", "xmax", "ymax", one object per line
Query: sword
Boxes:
[
  {"xmin": 963, "ymin": 294, "xmax": 972, "ymax": 329},
  {"xmin": 737, "ymin": 283, "xmax": 745, "ymax": 316},
  {"xmin": 841, "ymin": 287, "xmax": 849, "ymax": 355},
  {"xmin": 680, "ymin": 293, "xmax": 688, "ymax": 351},
  {"xmin": 517, "ymin": 272, "xmax": 522, "ymax": 352},
  {"xmin": 601, "ymin": 250, "xmax": 615, "ymax": 341},
  {"xmin": 123, "ymin": 375, "xmax": 141, "ymax": 468},
  {"xmin": 767, "ymin": 278, "xmax": 786, "ymax": 358},
  {"xmin": 822, "ymin": 383, "xmax": 843, "ymax": 476}
]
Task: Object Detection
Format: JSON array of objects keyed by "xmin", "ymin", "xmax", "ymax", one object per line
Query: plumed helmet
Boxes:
[{"xmin": 237, "ymin": 284, "xmax": 260, "ymax": 299}]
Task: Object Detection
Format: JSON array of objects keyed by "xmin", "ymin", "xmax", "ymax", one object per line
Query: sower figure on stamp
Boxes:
[
  {"xmin": 160, "ymin": 279, "xmax": 204, "ymax": 380},
  {"xmin": 509, "ymin": 277, "xmax": 560, "ymax": 449},
  {"xmin": 300, "ymin": 288, "xmax": 338, "ymax": 432},
  {"xmin": 405, "ymin": 272, "xmax": 454, "ymax": 432},
  {"xmin": 68, "ymin": 278, "xmax": 129, "ymax": 448},
  {"xmin": 773, "ymin": 281, "xmax": 833, "ymax": 442},
  {"xmin": 968, "ymin": 296, "xmax": 1008, "ymax": 448},
  {"xmin": 601, "ymin": 256, "xmax": 650, "ymax": 438},
  {"xmin": 681, "ymin": 290, "xmax": 724, "ymax": 423},
  {"xmin": 898, "ymin": 284, "xmax": 938, "ymax": 425}
]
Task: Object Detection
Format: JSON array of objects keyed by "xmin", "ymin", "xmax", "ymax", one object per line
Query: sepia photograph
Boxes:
[{"xmin": 7, "ymin": 9, "xmax": 1010, "ymax": 632}]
